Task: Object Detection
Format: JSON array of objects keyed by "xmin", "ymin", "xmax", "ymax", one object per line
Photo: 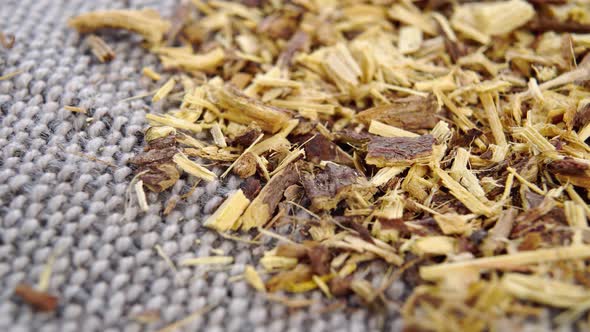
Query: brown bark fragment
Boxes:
[
  {"xmin": 240, "ymin": 163, "xmax": 301, "ymax": 230},
  {"xmin": 229, "ymin": 72, "xmax": 253, "ymax": 90},
  {"xmin": 341, "ymin": 218, "xmax": 375, "ymax": 244},
  {"xmin": 276, "ymin": 243, "xmax": 308, "ymax": 259},
  {"xmin": 293, "ymin": 133, "xmax": 354, "ymax": 166},
  {"xmin": 257, "ymin": 12, "xmax": 300, "ymax": 40},
  {"xmin": 300, "ymin": 163, "xmax": 375, "ymax": 211},
  {"xmin": 451, "ymin": 128, "xmax": 482, "ymax": 148},
  {"xmin": 14, "ymin": 284, "xmax": 58, "ymax": 312},
  {"xmin": 233, "ymin": 152, "xmax": 257, "ymax": 178},
  {"xmin": 141, "ymin": 163, "xmax": 180, "ymax": 192},
  {"xmin": 129, "ymin": 147, "xmax": 178, "ymax": 166},
  {"xmin": 215, "ymin": 85, "xmax": 292, "ymax": 133},
  {"xmin": 146, "ymin": 135, "xmax": 177, "ymax": 150},
  {"xmin": 366, "ymin": 135, "xmax": 434, "ymax": 167},
  {"xmin": 547, "ymin": 158, "xmax": 590, "ymax": 188},
  {"xmin": 231, "ymin": 124, "xmax": 263, "ymax": 147},
  {"xmin": 528, "ymin": 18, "xmax": 590, "ymax": 34},
  {"xmin": 240, "ymin": 177, "xmax": 262, "ymax": 200},
  {"xmin": 573, "ymin": 103, "xmax": 590, "ymax": 130},
  {"xmin": 266, "ymin": 265, "xmax": 312, "ymax": 292},
  {"xmin": 129, "ymin": 134, "xmax": 181, "ymax": 192},
  {"xmin": 278, "ymin": 30, "xmax": 309, "ymax": 67},
  {"xmin": 356, "ymin": 95, "xmax": 439, "ymax": 130},
  {"xmin": 306, "ymin": 245, "xmax": 331, "ymax": 275},
  {"xmin": 242, "ymin": 0, "xmax": 264, "ymax": 7},
  {"xmin": 329, "ymin": 276, "xmax": 352, "ymax": 297},
  {"xmin": 0, "ymin": 32, "xmax": 15, "ymax": 49},
  {"xmin": 547, "ymin": 158, "xmax": 589, "ymax": 177},
  {"xmin": 518, "ymin": 232, "xmax": 543, "ymax": 251},
  {"xmin": 334, "ymin": 129, "xmax": 373, "ymax": 146}
]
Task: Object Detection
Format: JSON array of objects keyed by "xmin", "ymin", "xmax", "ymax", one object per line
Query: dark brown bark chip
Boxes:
[
  {"xmin": 140, "ymin": 163, "xmax": 180, "ymax": 192},
  {"xmin": 300, "ymin": 163, "xmax": 374, "ymax": 211},
  {"xmin": 145, "ymin": 134, "xmax": 177, "ymax": 150},
  {"xmin": 231, "ymin": 124, "xmax": 263, "ymax": 147},
  {"xmin": 355, "ymin": 95, "xmax": 439, "ymax": 130},
  {"xmin": 257, "ymin": 11, "xmax": 300, "ymax": 40},
  {"xmin": 278, "ymin": 30, "xmax": 309, "ymax": 67},
  {"xmin": 451, "ymin": 128, "xmax": 482, "ymax": 148},
  {"xmin": 14, "ymin": 284, "xmax": 58, "ymax": 312},
  {"xmin": 547, "ymin": 158, "xmax": 589, "ymax": 177},
  {"xmin": 333, "ymin": 129, "xmax": 373, "ymax": 146},
  {"xmin": 573, "ymin": 103, "xmax": 590, "ymax": 130},
  {"xmin": 366, "ymin": 135, "xmax": 434, "ymax": 166},
  {"xmin": 306, "ymin": 245, "xmax": 331, "ymax": 275},
  {"xmin": 261, "ymin": 163, "xmax": 301, "ymax": 209},
  {"xmin": 240, "ymin": 177, "xmax": 262, "ymax": 200},
  {"xmin": 329, "ymin": 276, "xmax": 353, "ymax": 297},
  {"xmin": 293, "ymin": 133, "xmax": 354, "ymax": 166},
  {"xmin": 128, "ymin": 147, "xmax": 178, "ymax": 167},
  {"xmin": 528, "ymin": 18, "xmax": 590, "ymax": 34}
]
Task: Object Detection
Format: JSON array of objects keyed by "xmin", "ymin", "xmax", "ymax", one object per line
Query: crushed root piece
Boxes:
[
  {"xmin": 85, "ymin": 35, "xmax": 115, "ymax": 63},
  {"xmin": 172, "ymin": 153, "xmax": 217, "ymax": 182},
  {"xmin": 301, "ymin": 163, "xmax": 375, "ymax": 212},
  {"xmin": 68, "ymin": 9, "xmax": 171, "ymax": 45},
  {"xmin": 215, "ymin": 85, "xmax": 291, "ymax": 133},
  {"xmin": 244, "ymin": 265, "xmax": 266, "ymax": 292},
  {"xmin": 366, "ymin": 135, "xmax": 434, "ymax": 167},
  {"xmin": 142, "ymin": 67, "xmax": 161, "ymax": 81},
  {"xmin": 14, "ymin": 284, "xmax": 58, "ymax": 312},
  {"xmin": 356, "ymin": 95, "xmax": 439, "ymax": 130},
  {"xmin": 64, "ymin": 105, "xmax": 88, "ymax": 114},
  {"xmin": 152, "ymin": 78, "xmax": 176, "ymax": 102},
  {"xmin": 179, "ymin": 256, "xmax": 234, "ymax": 266},
  {"xmin": 421, "ymin": 245, "xmax": 590, "ymax": 281},
  {"xmin": 204, "ymin": 189, "xmax": 250, "ymax": 231},
  {"xmin": 240, "ymin": 163, "xmax": 300, "ymax": 230}
]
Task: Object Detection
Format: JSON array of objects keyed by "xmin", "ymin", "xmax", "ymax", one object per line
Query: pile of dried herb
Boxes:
[{"xmin": 68, "ymin": 0, "xmax": 590, "ymax": 330}]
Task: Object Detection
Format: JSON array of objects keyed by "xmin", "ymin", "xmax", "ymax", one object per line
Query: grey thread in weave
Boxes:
[{"xmin": 0, "ymin": 1, "xmax": 557, "ymax": 331}]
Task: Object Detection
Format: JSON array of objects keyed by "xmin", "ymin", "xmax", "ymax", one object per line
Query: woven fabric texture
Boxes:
[{"xmin": 0, "ymin": 1, "xmax": 409, "ymax": 331}]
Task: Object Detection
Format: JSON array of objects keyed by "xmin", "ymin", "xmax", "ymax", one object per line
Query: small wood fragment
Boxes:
[
  {"xmin": 421, "ymin": 245, "xmax": 590, "ymax": 281},
  {"xmin": 204, "ymin": 190, "xmax": 250, "ymax": 231},
  {"xmin": 0, "ymin": 31, "xmax": 15, "ymax": 49},
  {"xmin": 215, "ymin": 85, "xmax": 292, "ymax": 133},
  {"xmin": 64, "ymin": 106, "xmax": 88, "ymax": 114},
  {"xmin": 240, "ymin": 163, "xmax": 300, "ymax": 230},
  {"xmin": 301, "ymin": 163, "xmax": 375, "ymax": 211},
  {"xmin": 14, "ymin": 284, "xmax": 58, "ymax": 312},
  {"xmin": 179, "ymin": 256, "xmax": 234, "ymax": 266},
  {"xmin": 244, "ymin": 265, "xmax": 266, "ymax": 292},
  {"xmin": 142, "ymin": 67, "xmax": 161, "ymax": 81},
  {"xmin": 152, "ymin": 78, "xmax": 176, "ymax": 102},
  {"xmin": 85, "ymin": 35, "xmax": 115, "ymax": 63},
  {"xmin": 68, "ymin": 9, "xmax": 171, "ymax": 45},
  {"xmin": 366, "ymin": 135, "xmax": 434, "ymax": 167},
  {"xmin": 356, "ymin": 95, "xmax": 439, "ymax": 130},
  {"xmin": 172, "ymin": 153, "xmax": 217, "ymax": 182}
]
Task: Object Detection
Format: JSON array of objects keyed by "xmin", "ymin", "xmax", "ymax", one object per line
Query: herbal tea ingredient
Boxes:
[{"xmin": 67, "ymin": 1, "xmax": 590, "ymax": 330}]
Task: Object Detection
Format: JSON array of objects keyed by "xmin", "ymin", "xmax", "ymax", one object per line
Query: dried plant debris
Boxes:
[
  {"xmin": 0, "ymin": 31, "xmax": 15, "ymax": 49},
  {"xmin": 68, "ymin": 9, "xmax": 170, "ymax": 45},
  {"xmin": 14, "ymin": 284, "xmax": 58, "ymax": 312},
  {"xmin": 85, "ymin": 35, "xmax": 115, "ymax": 63},
  {"xmin": 70, "ymin": 0, "xmax": 590, "ymax": 330}
]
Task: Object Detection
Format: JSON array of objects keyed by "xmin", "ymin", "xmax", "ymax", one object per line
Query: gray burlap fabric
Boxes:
[{"xmin": 0, "ymin": 0, "xmax": 408, "ymax": 331}]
